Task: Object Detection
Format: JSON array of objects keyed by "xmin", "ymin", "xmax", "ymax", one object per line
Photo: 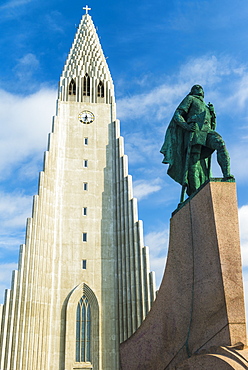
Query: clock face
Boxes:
[{"xmin": 78, "ymin": 110, "xmax": 95, "ymax": 124}]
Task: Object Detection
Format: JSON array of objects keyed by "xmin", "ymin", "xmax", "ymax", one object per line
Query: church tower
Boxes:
[{"xmin": 0, "ymin": 8, "xmax": 156, "ymax": 370}]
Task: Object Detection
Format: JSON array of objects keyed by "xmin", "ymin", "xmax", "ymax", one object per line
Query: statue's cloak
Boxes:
[
  {"xmin": 160, "ymin": 118, "xmax": 213, "ymax": 188},
  {"xmin": 160, "ymin": 118, "xmax": 187, "ymax": 185}
]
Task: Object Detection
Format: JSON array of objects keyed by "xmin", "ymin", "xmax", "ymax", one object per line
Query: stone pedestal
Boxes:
[{"xmin": 120, "ymin": 180, "xmax": 247, "ymax": 369}]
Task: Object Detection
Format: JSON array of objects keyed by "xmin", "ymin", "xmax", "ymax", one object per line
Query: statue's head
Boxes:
[{"xmin": 190, "ymin": 85, "xmax": 204, "ymax": 98}]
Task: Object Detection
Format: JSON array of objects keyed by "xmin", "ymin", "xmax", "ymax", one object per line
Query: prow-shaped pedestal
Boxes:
[{"xmin": 120, "ymin": 180, "xmax": 247, "ymax": 369}]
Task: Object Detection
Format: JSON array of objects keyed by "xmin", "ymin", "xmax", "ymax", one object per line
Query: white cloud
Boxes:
[
  {"xmin": 178, "ymin": 55, "xmax": 244, "ymax": 87},
  {"xmin": 229, "ymin": 144, "xmax": 248, "ymax": 182},
  {"xmin": 117, "ymin": 82, "xmax": 186, "ymax": 121},
  {"xmin": 0, "ymin": 235, "xmax": 24, "ymax": 250},
  {"xmin": 123, "ymin": 131, "xmax": 160, "ymax": 165},
  {"xmin": 0, "ymin": 0, "xmax": 32, "ymax": 10},
  {"xmin": 0, "ymin": 190, "xmax": 30, "ymax": 288},
  {"xmin": 117, "ymin": 54, "xmax": 248, "ymax": 123},
  {"xmin": 0, "ymin": 88, "xmax": 57, "ymax": 177},
  {"xmin": 0, "ymin": 191, "xmax": 32, "ymax": 230},
  {"xmin": 16, "ymin": 53, "xmax": 39, "ymax": 68},
  {"xmin": 0, "ymin": 263, "xmax": 18, "ymax": 304},
  {"xmin": 210, "ymin": 141, "xmax": 248, "ymax": 182},
  {"xmin": 226, "ymin": 73, "xmax": 248, "ymax": 109},
  {"xmin": 145, "ymin": 227, "xmax": 169, "ymax": 288},
  {"xmin": 14, "ymin": 53, "xmax": 40, "ymax": 83},
  {"xmin": 133, "ymin": 178, "xmax": 162, "ymax": 200},
  {"xmin": 0, "ymin": 263, "xmax": 18, "ymax": 282},
  {"xmin": 45, "ymin": 11, "xmax": 64, "ymax": 34}
]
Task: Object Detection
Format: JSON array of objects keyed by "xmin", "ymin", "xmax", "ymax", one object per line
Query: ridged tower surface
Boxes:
[{"xmin": 0, "ymin": 12, "xmax": 156, "ymax": 370}]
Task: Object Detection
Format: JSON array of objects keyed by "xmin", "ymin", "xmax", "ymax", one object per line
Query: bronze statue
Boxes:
[{"xmin": 160, "ymin": 85, "xmax": 233, "ymax": 201}]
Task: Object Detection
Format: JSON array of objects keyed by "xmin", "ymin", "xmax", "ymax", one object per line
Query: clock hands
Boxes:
[{"xmin": 78, "ymin": 110, "xmax": 95, "ymax": 124}]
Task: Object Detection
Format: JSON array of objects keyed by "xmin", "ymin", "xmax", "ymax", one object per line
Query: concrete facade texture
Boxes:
[
  {"xmin": 120, "ymin": 180, "xmax": 247, "ymax": 369},
  {"xmin": 0, "ymin": 13, "xmax": 155, "ymax": 370}
]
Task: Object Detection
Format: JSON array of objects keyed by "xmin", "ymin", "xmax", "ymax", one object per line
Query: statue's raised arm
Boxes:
[{"xmin": 160, "ymin": 85, "xmax": 234, "ymax": 201}]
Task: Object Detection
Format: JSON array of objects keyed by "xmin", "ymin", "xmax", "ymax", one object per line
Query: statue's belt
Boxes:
[{"xmin": 192, "ymin": 130, "xmax": 208, "ymax": 146}]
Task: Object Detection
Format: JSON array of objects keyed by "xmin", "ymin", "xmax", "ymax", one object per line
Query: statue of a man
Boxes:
[{"xmin": 160, "ymin": 84, "xmax": 233, "ymax": 197}]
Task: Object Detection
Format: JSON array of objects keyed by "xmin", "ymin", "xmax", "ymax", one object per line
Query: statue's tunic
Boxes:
[{"xmin": 160, "ymin": 94, "xmax": 214, "ymax": 187}]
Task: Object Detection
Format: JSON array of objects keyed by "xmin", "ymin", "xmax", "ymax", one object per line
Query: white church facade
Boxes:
[{"xmin": 0, "ymin": 9, "xmax": 155, "ymax": 370}]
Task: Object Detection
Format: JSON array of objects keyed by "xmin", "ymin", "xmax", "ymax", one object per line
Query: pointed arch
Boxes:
[
  {"xmin": 65, "ymin": 283, "xmax": 99, "ymax": 370},
  {"xmin": 83, "ymin": 74, "xmax": 90, "ymax": 96},
  {"xmin": 97, "ymin": 81, "xmax": 104, "ymax": 98},
  {"xmin": 69, "ymin": 79, "xmax": 76, "ymax": 95}
]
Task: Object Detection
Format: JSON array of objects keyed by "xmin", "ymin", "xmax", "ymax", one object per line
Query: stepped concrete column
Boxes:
[{"xmin": 120, "ymin": 180, "xmax": 247, "ymax": 370}]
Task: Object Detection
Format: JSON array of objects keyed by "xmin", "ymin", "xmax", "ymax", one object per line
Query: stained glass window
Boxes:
[{"xmin": 76, "ymin": 296, "xmax": 91, "ymax": 362}]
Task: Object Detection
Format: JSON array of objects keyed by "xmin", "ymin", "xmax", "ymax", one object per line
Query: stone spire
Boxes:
[{"xmin": 59, "ymin": 13, "xmax": 114, "ymax": 104}]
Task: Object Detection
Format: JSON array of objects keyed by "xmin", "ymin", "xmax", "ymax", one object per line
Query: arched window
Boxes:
[
  {"xmin": 69, "ymin": 79, "xmax": 76, "ymax": 95},
  {"xmin": 65, "ymin": 283, "xmax": 99, "ymax": 369},
  {"xmin": 76, "ymin": 295, "xmax": 91, "ymax": 362},
  {"xmin": 83, "ymin": 74, "xmax": 90, "ymax": 96},
  {"xmin": 97, "ymin": 81, "xmax": 104, "ymax": 98}
]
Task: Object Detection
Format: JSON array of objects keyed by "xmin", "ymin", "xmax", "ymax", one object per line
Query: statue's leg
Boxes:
[
  {"xmin": 206, "ymin": 133, "xmax": 233, "ymax": 178},
  {"xmin": 187, "ymin": 152, "xmax": 201, "ymax": 195}
]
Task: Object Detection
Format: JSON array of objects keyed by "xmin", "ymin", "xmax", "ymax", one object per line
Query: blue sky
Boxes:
[{"xmin": 1, "ymin": 0, "xmax": 248, "ymax": 324}]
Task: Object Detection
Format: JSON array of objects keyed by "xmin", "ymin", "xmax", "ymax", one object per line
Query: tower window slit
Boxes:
[
  {"xmin": 97, "ymin": 81, "xmax": 104, "ymax": 98},
  {"xmin": 83, "ymin": 182, "xmax": 88, "ymax": 191},
  {"xmin": 69, "ymin": 79, "xmax": 76, "ymax": 95},
  {"xmin": 82, "ymin": 233, "xmax": 87, "ymax": 242},
  {"xmin": 83, "ymin": 74, "xmax": 90, "ymax": 96}
]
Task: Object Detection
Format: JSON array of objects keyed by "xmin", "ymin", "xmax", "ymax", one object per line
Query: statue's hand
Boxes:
[
  {"xmin": 208, "ymin": 102, "xmax": 215, "ymax": 112},
  {"xmin": 208, "ymin": 103, "xmax": 216, "ymax": 119},
  {"xmin": 187, "ymin": 122, "xmax": 197, "ymax": 131}
]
